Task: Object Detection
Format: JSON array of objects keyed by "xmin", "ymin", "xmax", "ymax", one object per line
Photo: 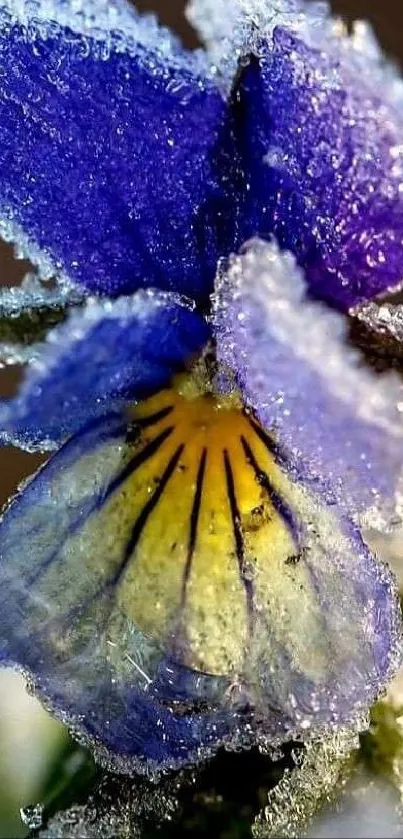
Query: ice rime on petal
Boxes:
[
  {"xmin": 0, "ymin": 290, "xmax": 210, "ymax": 450},
  {"xmin": 0, "ymin": 0, "xmax": 233, "ymax": 301},
  {"xmin": 0, "ymin": 413, "xmax": 235, "ymax": 774},
  {"xmin": 0, "ymin": 274, "xmax": 82, "ymax": 365},
  {"xmin": 186, "ymin": 0, "xmax": 331, "ymax": 83},
  {"xmin": 0, "ymin": 376, "xmax": 400, "ymax": 771},
  {"xmin": 2, "ymin": 0, "xmax": 204, "ymax": 73},
  {"xmin": 213, "ymin": 238, "xmax": 403, "ymax": 517},
  {"xmin": 187, "ymin": 0, "xmax": 403, "ymax": 91},
  {"xmin": 189, "ymin": 0, "xmax": 403, "ymax": 309},
  {"xmin": 253, "ymin": 727, "xmax": 359, "ymax": 839},
  {"xmin": 0, "ymin": 273, "xmax": 83, "ymax": 314}
]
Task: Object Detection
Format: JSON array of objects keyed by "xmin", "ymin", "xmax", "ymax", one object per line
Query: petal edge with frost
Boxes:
[
  {"xmin": 0, "ymin": 289, "xmax": 210, "ymax": 450},
  {"xmin": 0, "ymin": 0, "xmax": 235, "ymax": 302},
  {"xmin": 213, "ymin": 238, "xmax": 403, "ymax": 519},
  {"xmin": 189, "ymin": 0, "xmax": 403, "ymax": 310},
  {"xmin": 0, "ymin": 386, "xmax": 400, "ymax": 772}
]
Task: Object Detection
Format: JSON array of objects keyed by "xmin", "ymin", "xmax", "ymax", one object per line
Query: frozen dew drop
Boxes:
[{"xmin": 20, "ymin": 803, "xmax": 44, "ymax": 830}]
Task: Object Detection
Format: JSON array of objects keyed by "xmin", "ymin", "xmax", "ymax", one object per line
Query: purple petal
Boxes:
[
  {"xmin": 0, "ymin": 0, "xmax": 233, "ymax": 302},
  {"xmin": 213, "ymin": 238, "xmax": 403, "ymax": 517},
  {"xmin": 191, "ymin": 0, "xmax": 403, "ymax": 310},
  {"xmin": 0, "ymin": 290, "xmax": 210, "ymax": 450}
]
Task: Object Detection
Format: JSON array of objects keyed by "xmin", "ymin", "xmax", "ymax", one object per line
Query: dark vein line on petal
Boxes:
[
  {"xmin": 126, "ymin": 405, "xmax": 174, "ymax": 440},
  {"xmin": 53, "ymin": 443, "xmax": 186, "ymax": 637},
  {"xmin": 108, "ymin": 443, "xmax": 185, "ymax": 589},
  {"xmin": 240, "ymin": 435, "xmax": 300, "ymax": 542},
  {"xmin": 223, "ymin": 449, "xmax": 254, "ymax": 635},
  {"xmin": 181, "ymin": 447, "xmax": 207, "ymax": 608},
  {"xmin": 27, "ymin": 425, "xmax": 175, "ymax": 587},
  {"xmin": 245, "ymin": 414, "xmax": 279, "ymax": 456}
]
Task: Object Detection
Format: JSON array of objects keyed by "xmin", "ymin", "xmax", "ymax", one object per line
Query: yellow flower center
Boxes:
[{"xmin": 106, "ymin": 373, "xmax": 304, "ymax": 678}]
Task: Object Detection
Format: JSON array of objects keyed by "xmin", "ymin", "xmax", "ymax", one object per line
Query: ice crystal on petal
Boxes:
[
  {"xmin": 0, "ymin": 387, "xmax": 400, "ymax": 771},
  {"xmin": 0, "ymin": 289, "xmax": 209, "ymax": 450},
  {"xmin": 187, "ymin": 0, "xmax": 403, "ymax": 103},
  {"xmin": 0, "ymin": 0, "xmax": 226, "ymax": 300},
  {"xmin": 187, "ymin": 0, "xmax": 335, "ymax": 84},
  {"xmin": 0, "ymin": 217, "xmax": 66, "ymax": 286},
  {"xmin": 1, "ymin": 0, "xmax": 204, "ymax": 72},
  {"xmin": 0, "ymin": 273, "xmax": 83, "ymax": 313},
  {"xmin": 206, "ymin": 1, "xmax": 403, "ymax": 310},
  {"xmin": 0, "ymin": 274, "xmax": 79, "ymax": 365},
  {"xmin": 213, "ymin": 239, "xmax": 403, "ymax": 516}
]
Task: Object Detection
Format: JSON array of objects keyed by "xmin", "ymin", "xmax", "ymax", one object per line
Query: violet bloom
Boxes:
[{"xmin": 0, "ymin": 0, "xmax": 401, "ymax": 774}]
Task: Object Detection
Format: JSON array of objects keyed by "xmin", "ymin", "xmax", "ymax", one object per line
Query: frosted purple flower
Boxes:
[{"xmin": 0, "ymin": 0, "xmax": 401, "ymax": 774}]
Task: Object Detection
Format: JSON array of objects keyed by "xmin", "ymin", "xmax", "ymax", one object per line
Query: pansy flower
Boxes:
[{"xmin": 0, "ymin": 0, "xmax": 402, "ymax": 775}]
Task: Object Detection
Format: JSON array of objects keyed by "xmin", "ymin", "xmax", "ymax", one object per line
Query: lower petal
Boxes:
[{"xmin": 0, "ymin": 375, "xmax": 400, "ymax": 771}]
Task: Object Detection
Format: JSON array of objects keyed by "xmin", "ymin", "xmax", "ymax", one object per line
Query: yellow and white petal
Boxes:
[{"xmin": 0, "ymin": 374, "xmax": 400, "ymax": 769}]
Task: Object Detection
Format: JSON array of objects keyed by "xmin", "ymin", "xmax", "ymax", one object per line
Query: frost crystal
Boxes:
[
  {"xmin": 213, "ymin": 238, "xmax": 403, "ymax": 516},
  {"xmin": 1, "ymin": 0, "xmax": 204, "ymax": 71},
  {"xmin": 186, "ymin": 0, "xmax": 328, "ymax": 78},
  {"xmin": 253, "ymin": 727, "xmax": 359, "ymax": 838},
  {"xmin": 187, "ymin": 0, "xmax": 403, "ymax": 110},
  {"xmin": 0, "ymin": 288, "xmax": 208, "ymax": 449},
  {"xmin": 0, "ymin": 0, "xmax": 222, "ymax": 298},
  {"xmin": 353, "ymin": 301, "xmax": 403, "ymax": 355},
  {"xmin": 0, "ymin": 273, "xmax": 83, "ymax": 313},
  {"xmin": 0, "ymin": 274, "xmax": 82, "ymax": 365}
]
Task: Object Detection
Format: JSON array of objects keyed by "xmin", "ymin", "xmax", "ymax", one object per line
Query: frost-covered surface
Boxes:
[
  {"xmin": 0, "ymin": 0, "xmax": 231, "ymax": 300},
  {"xmin": 254, "ymin": 726, "xmax": 359, "ymax": 838},
  {"xmin": 1, "ymin": 0, "xmax": 205, "ymax": 72},
  {"xmin": 0, "ymin": 294, "xmax": 401, "ymax": 772},
  {"xmin": 0, "ymin": 289, "xmax": 209, "ymax": 449},
  {"xmin": 187, "ymin": 0, "xmax": 403, "ymax": 310},
  {"xmin": 0, "ymin": 274, "xmax": 83, "ymax": 315},
  {"xmin": 187, "ymin": 0, "xmax": 403, "ymax": 95},
  {"xmin": 187, "ymin": 0, "xmax": 332, "ymax": 80},
  {"xmin": 354, "ymin": 302, "xmax": 403, "ymax": 349},
  {"xmin": 0, "ymin": 275, "xmax": 81, "ymax": 365},
  {"xmin": 0, "ymin": 0, "xmax": 402, "ymax": 813},
  {"xmin": 37, "ymin": 770, "xmax": 179, "ymax": 838},
  {"xmin": 234, "ymin": 30, "xmax": 403, "ymax": 307},
  {"xmin": 0, "ymin": 0, "xmax": 402, "ymax": 308},
  {"xmin": 213, "ymin": 239, "xmax": 403, "ymax": 516},
  {"xmin": 33, "ymin": 730, "xmax": 356, "ymax": 839}
]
